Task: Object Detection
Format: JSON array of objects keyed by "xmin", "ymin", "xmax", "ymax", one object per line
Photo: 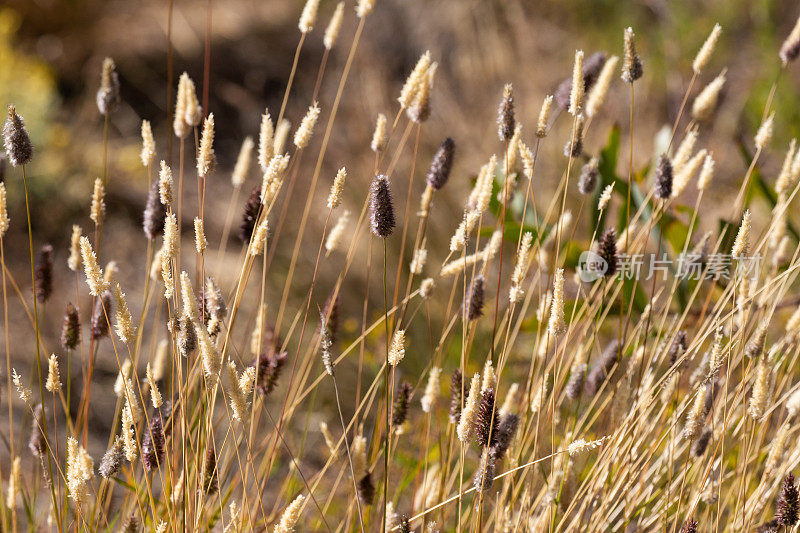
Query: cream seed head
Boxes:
[
  {"xmin": 598, "ymin": 183, "xmax": 614, "ymax": 210},
  {"xmin": 173, "ymin": 73, "xmax": 192, "ymax": 139},
  {"xmin": 755, "ymin": 112, "xmax": 775, "ymax": 151},
  {"xmin": 407, "ymin": 62, "xmax": 436, "ymax": 123},
  {"xmin": 249, "ymin": 219, "xmax": 269, "ymax": 256},
  {"xmin": 672, "ymin": 126, "xmax": 699, "ymax": 174},
  {"xmin": 146, "ymin": 362, "xmax": 162, "ymax": 408},
  {"xmin": 456, "ymin": 373, "xmax": 482, "ymax": 443},
  {"xmin": 66, "ymin": 436, "xmax": 94, "ymax": 503},
  {"xmin": 121, "ymin": 404, "xmax": 137, "ymax": 462},
  {"xmin": 6, "ymin": 456, "xmax": 19, "ymax": 508},
  {"xmin": 775, "ymin": 140, "xmax": 797, "ymax": 195},
  {"xmin": 731, "ymin": 209, "xmax": 751, "ymax": 258},
  {"xmin": 697, "ymin": 153, "xmax": 715, "ymax": 190},
  {"xmin": 356, "ymin": 0, "xmax": 375, "ymax": 18},
  {"xmin": 12, "ymin": 368, "xmax": 32, "ymax": 405},
  {"xmin": 261, "ymin": 154, "xmax": 291, "ymax": 204},
  {"xmin": 163, "ymin": 213, "xmax": 178, "ymax": 259},
  {"xmin": 371, "ymin": 113, "xmax": 388, "ymax": 153},
  {"xmin": 197, "ymin": 113, "xmax": 216, "ymax": 178},
  {"xmin": 324, "ymin": 2, "xmax": 345, "ymax": 50},
  {"xmin": 509, "ymin": 232, "xmax": 533, "ymax": 304},
  {"xmin": 398, "ymin": 51, "xmax": 432, "ymax": 109},
  {"xmin": 481, "ymin": 359, "xmax": 496, "ymax": 392},
  {"xmin": 90, "ymin": 178, "xmax": 105, "ymax": 226},
  {"xmin": 159, "ymin": 161, "xmax": 174, "ymax": 207},
  {"xmin": 547, "ymin": 269, "xmax": 566, "ymax": 336},
  {"xmin": 258, "ymin": 110, "xmax": 274, "ymax": 172},
  {"xmin": 294, "ymin": 102, "xmax": 320, "ymax": 149},
  {"xmin": 419, "ymin": 277, "xmax": 434, "ymax": 299},
  {"xmin": 161, "ymin": 251, "xmax": 174, "ymax": 298},
  {"xmin": 536, "ymin": 95, "xmax": 553, "ymax": 138},
  {"xmin": 180, "ymin": 271, "xmax": 200, "ymax": 322},
  {"xmin": 140, "ymin": 120, "xmax": 155, "ymax": 167},
  {"xmin": 781, "ymin": 15, "xmax": 800, "ymax": 65},
  {"xmin": 499, "ymin": 383, "xmax": 519, "ymax": 417},
  {"xmin": 388, "ymin": 329, "xmax": 406, "ymax": 366},
  {"xmin": 327, "ymin": 167, "xmax": 347, "ymax": 209},
  {"xmin": 567, "ymin": 436, "xmax": 608, "ymax": 456},
  {"xmin": 325, "ymin": 209, "xmax": 349, "ymax": 255},
  {"xmin": 410, "ymin": 247, "xmax": 427, "ymax": 275},
  {"xmin": 748, "ymin": 358, "xmax": 770, "ymax": 420},
  {"xmin": 673, "ymin": 149, "xmax": 707, "ymax": 197},
  {"xmin": 232, "ymin": 136, "xmax": 254, "ymax": 188},
  {"xmin": 275, "ymin": 494, "xmax": 305, "ymax": 533},
  {"xmin": 586, "ymin": 55, "xmax": 619, "ymax": 117},
  {"xmin": 518, "ymin": 140, "xmax": 535, "ymax": 182},
  {"xmin": 46, "ymin": 353, "xmax": 61, "ymax": 392},
  {"xmin": 691, "ymin": 72, "xmax": 726, "ymax": 122},
  {"xmin": 114, "ymin": 359, "xmax": 131, "ymax": 397},
  {"xmin": 96, "ymin": 57, "xmax": 120, "ymax": 116},
  {"xmin": 693, "ymin": 24, "xmax": 722, "ymax": 73},
  {"xmin": 421, "ymin": 366, "xmax": 441, "ymax": 413},
  {"xmin": 113, "ymin": 283, "xmax": 136, "ymax": 345},
  {"xmin": 0, "ymin": 183, "xmax": 9, "ymax": 238},
  {"xmin": 274, "ymin": 118, "xmax": 291, "ymax": 155},
  {"xmin": 569, "ymin": 50, "xmax": 585, "ymax": 116},
  {"xmin": 80, "ymin": 236, "xmax": 108, "ymax": 296},
  {"xmin": 194, "ymin": 217, "xmax": 207, "ymax": 254},
  {"xmin": 298, "ymin": 0, "xmax": 320, "ymax": 33}
]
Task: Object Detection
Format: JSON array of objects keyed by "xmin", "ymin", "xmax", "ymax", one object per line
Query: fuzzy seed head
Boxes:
[
  {"xmin": 692, "ymin": 72, "xmax": 726, "ymax": 122},
  {"xmin": 427, "ymin": 137, "xmax": 455, "ymax": 190},
  {"xmin": 456, "ymin": 373, "xmax": 481, "ymax": 443},
  {"xmin": 298, "ymin": 0, "xmax": 320, "ymax": 33},
  {"xmin": 46, "ymin": 353, "xmax": 61, "ymax": 392},
  {"xmin": 498, "ymin": 84, "xmax": 515, "ymax": 141},
  {"xmin": 97, "ymin": 57, "xmax": 121, "ymax": 116},
  {"xmin": 80, "ymin": 236, "xmax": 108, "ymax": 296},
  {"xmin": 0, "ymin": 183, "xmax": 8, "ymax": 238},
  {"xmin": 327, "ymin": 167, "xmax": 347, "ymax": 209},
  {"xmin": 421, "ymin": 367, "xmax": 441, "ymax": 413},
  {"xmin": 569, "ymin": 50, "xmax": 585, "ymax": 115},
  {"xmin": 90, "ymin": 177, "xmax": 105, "ymax": 226},
  {"xmin": 598, "ymin": 183, "xmax": 614, "ymax": 211},
  {"xmin": 697, "ymin": 153, "xmax": 715, "ymax": 190},
  {"xmin": 586, "ymin": 55, "xmax": 619, "ymax": 117},
  {"xmin": 732, "ymin": 209, "xmax": 751, "ymax": 258},
  {"xmin": 621, "ymin": 27, "xmax": 643, "ymax": 83},
  {"xmin": 537, "ymin": 95, "xmax": 553, "ymax": 138},
  {"xmin": 324, "ymin": 2, "xmax": 345, "ymax": 49},
  {"xmin": 325, "ymin": 209, "xmax": 349, "ymax": 255},
  {"xmin": 140, "ymin": 120, "xmax": 155, "ymax": 167},
  {"xmin": 294, "ymin": 102, "xmax": 320, "ymax": 149},
  {"xmin": 231, "ymin": 136, "xmax": 254, "ymax": 188},
  {"xmin": 66, "ymin": 436, "xmax": 94, "ymax": 503},
  {"xmin": 371, "ymin": 113, "xmax": 388, "ymax": 153},
  {"xmin": 654, "ymin": 154, "xmax": 674, "ymax": 200},
  {"xmin": 388, "ymin": 329, "xmax": 406, "ymax": 367},
  {"xmin": 781, "ymin": 16, "xmax": 800, "ymax": 65},
  {"xmin": 276, "ymin": 494, "xmax": 305, "ymax": 533},
  {"xmin": 547, "ymin": 269, "xmax": 566, "ymax": 336},
  {"xmin": 158, "ymin": 161, "xmax": 174, "ymax": 207},
  {"xmin": 369, "ymin": 174, "xmax": 395, "ymax": 238},
  {"xmin": 356, "ymin": 0, "xmax": 375, "ymax": 18},
  {"xmin": 464, "ymin": 274, "xmax": 485, "ymax": 321},
  {"xmin": 3, "ymin": 106, "xmax": 33, "ymax": 166},
  {"xmin": 197, "ymin": 114, "xmax": 216, "ymax": 178},
  {"xmin": 694, "ymin": 24, "xmax": 722, "ymax": 73},
  {"xmin": 755, "ymin": 112, "xmax": 775, "ymax": 151}
]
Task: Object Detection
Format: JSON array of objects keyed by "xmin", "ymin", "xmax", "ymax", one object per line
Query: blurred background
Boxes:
[{"xmin": 2, "ymin": 0, "xmax": 800, "ymax": 459}]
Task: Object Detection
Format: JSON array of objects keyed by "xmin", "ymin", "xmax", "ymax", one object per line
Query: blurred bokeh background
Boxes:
[{"xmin": 2, "ymin": 0, "xmax": 800, "ymax": 459}]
